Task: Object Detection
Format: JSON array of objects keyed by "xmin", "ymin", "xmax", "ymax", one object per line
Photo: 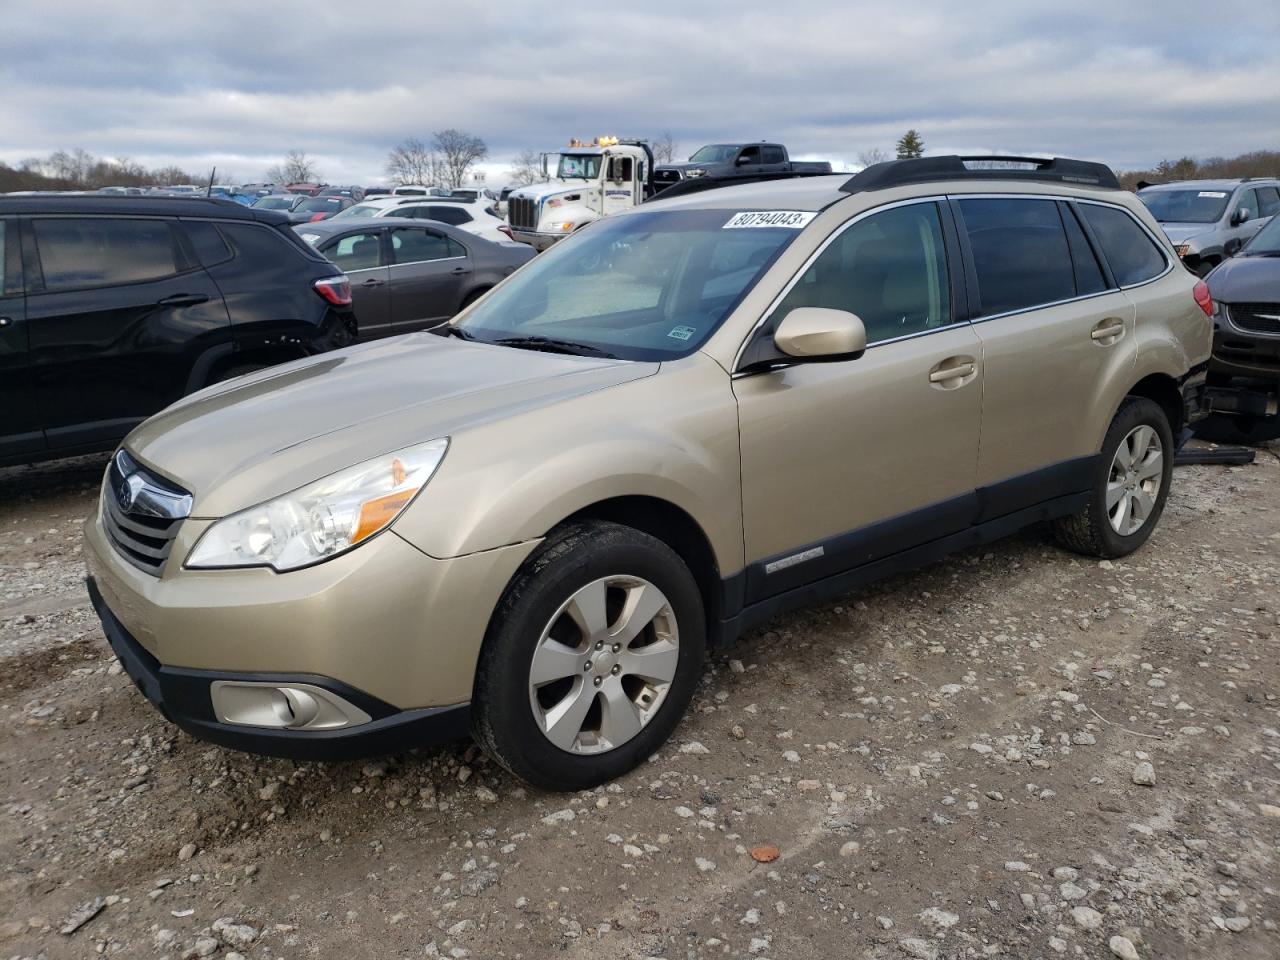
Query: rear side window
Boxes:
[
  {"xmin": 957, "ymin": 198, "xmax": 1075, "ymax": 317},
  {"xmin": 1061, "ymin": 204, "xmax": 1109, "ymax": 296},
  {"xmin": 182, "ymin": 221, "xmax": 233, "ymax": 267},
  {"xmin": 1078, "ymin": 204, "xmax": 1167, "ymax": 287},
  {"xmin": 424, "ymin": 206, "xmax": 472, "ymax": 226},
  {"xmin": 770, "ymin": 201, "xmax": 952, "ymax": 345},
  {"xmin": 33, "ymin": 218, "xmax": 180, "ymax": 291}
]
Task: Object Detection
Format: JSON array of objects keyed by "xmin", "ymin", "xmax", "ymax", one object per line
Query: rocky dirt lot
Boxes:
[{"xmin": 1, "ymin": 446, "xmax": 1278, "ymax": 960}]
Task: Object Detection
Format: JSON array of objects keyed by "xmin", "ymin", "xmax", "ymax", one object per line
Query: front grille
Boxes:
[
  {"xmin": 102, "ymin": 450, "xmax": 192, "ymax": 576},
  {"xmin": 508, "ymin": 196, "xmax": 538, "ymax": 231},
  {"xmin": 1227, "ymin": 302, "xmax": 1280, "ymax": 336},
  {"xmin": 653, "ymin": 169, "xmax": 682, "ymax": 186}
]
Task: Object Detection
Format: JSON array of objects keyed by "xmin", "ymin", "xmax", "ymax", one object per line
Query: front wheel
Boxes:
[
  {"xmin": 1052, "ymin": 397, "xmax": 1174, "ymax": 558},
  {"xmin": 472, "ymin": 521, "xmax": 706, "ymax": 791}
]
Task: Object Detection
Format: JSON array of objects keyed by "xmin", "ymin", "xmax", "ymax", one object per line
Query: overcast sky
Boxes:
[{"xmin": 2, "ymin": 0, "xmax": 1277, "ymax": 186}]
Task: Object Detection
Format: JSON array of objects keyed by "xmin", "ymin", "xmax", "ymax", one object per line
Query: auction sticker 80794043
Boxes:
[{"xmin": 723, "ymin": 211, "xmax": 816, "ymax": 229}]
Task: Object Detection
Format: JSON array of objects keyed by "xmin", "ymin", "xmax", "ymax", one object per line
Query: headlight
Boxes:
[
  {"xmin": 544, "ymin": 221, "xmax": 576, "ymax": 232},
  {"xmin": 186, "ymin": 439, "xmax": 448, "ymax": 571},
  {"xmin": 684, "ymin": 169, "xmax": 707, "ymax": 178}
]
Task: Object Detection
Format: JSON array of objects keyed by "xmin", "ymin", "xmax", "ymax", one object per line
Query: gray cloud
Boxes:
[{"xmin": 1, "ymin": 0, "xmax": 1276, "ymax": 184}]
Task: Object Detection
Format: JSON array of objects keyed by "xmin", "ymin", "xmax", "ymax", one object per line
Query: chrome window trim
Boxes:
[
  {"xmin": 731, "ymin": 195, "xmax": 948, "ymax": 372},
  {"xmin": 388, "ymin": 255, "xmax": 467, "ymax": 268},
  {"xmin": 732, "ymin": 191, "xmax": 1174, "ymax": 372}
]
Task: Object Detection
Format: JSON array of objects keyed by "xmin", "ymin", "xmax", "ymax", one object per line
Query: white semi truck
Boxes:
[{"xmin": 505, "ymin": 137, "xmax": 655, "ymax": 251}]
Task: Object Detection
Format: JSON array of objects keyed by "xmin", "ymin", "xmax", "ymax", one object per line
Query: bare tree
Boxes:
[
  {"xmin": 385, "ymin": 137, "xmax": 438, "ymax": 185},
  {"xmin": 651, "ymin": 132, "xmax": 679, "ymax": 164},
  {"xmin": 266, "ymin": 150, "xmax": 319, "ymax": 185},
  {"xmin": 856, "ymin": 148, "xmax": 889, "ymax": 168},
  {"xmin": 507, "ymin": 149, "xmax": 545, "ymax": 186},
  {"xmin": 432, "ymin": 129, "xmax": 488, "ymax": 189}
]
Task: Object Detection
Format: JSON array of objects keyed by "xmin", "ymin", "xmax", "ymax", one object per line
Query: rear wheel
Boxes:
[
  {"xmin": 472, "ymin": 522, "xmax": 705, "ymax": 791},
  {"xmin": 1194, "ymin": 412, "xmax": 1280, "ymax": 445},
  {"xmin": 1052, "ymin": 398, "xmax": 1173, "ymax": 558}
]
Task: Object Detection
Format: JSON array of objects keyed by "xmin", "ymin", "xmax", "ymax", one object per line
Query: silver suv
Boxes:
[
  {"xmin": 85, "ymin": 156, "xmax": 1212, "ymax": 791},
  {"xmin": 1139, "ymin": 178, "xmax": 1280, "ymax": 275}
]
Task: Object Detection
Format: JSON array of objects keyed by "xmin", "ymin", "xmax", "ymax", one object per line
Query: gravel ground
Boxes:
[{"xmin": 1, "ymin": 445, "xmax": 1278, "ymax": 960}]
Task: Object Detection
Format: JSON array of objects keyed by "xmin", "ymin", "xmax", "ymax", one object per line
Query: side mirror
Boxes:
[
  {"xmin": 1232, "ymin": 207, "xmax": 1251, "ymax": 226},
  {"xmin": 774, "ymin": 307, "xmax": 867, "ymax": 359},
  {"xmin": 735, "ymin": 155, "xmax": 752, "ymax": 166}
]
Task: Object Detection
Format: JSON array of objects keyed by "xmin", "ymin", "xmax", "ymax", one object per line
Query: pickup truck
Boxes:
[{"xmin": 653, "ymin": 142, "xmax": 832, "ymax": 194}]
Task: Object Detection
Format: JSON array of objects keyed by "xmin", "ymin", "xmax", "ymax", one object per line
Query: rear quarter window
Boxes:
[{"xmin": 1078, "ymin": 204, "xmax": 1167, "ymax": 287}]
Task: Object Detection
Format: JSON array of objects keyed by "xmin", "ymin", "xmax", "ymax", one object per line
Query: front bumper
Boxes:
[
  {"xmin": 510, "ymin": 229, "xmax": 566, "ymax": 252},
  {"xmin": 90, "ymin": 578, "xmax": 470, "ymax": 760}
]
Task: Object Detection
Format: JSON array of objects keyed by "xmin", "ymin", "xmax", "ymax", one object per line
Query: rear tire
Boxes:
[
  {"xmin": 1052, "ymin": 398, "xmax": 1173, "ymax": 558},
  {"xmin": 1194, "ymin": 412, "xmax": 1280, "ymax": 445},
  {"xmin": 472, "ymin": 521, "xmax": 705, "ymax": 791}
]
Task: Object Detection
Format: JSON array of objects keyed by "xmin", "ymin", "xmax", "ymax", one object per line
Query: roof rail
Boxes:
[
  {"xmin": 841, "ymin": 155, "xmax": 1120, "ymax": 193},
  {"xmin": 647, "ymin": 168, "xmax": 832, "ymax": 203}
]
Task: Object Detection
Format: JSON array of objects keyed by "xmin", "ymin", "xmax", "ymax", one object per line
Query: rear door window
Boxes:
[
  {"xmin": 1077, "ymin": 204, "xmax": 1167, "ymax": 287},
  {"xmin": 324, "ymin": 232, "xmax": 384, "ymax": 271},
  {"xmin": 32, "ymin": 218, "xmax": 181, "ymax": 291},
  {"xmin": 761, "ymin": 145, "xmax": 785, "ymax": 164},
  {"xmin": 957, "ymin": 198, "xmax": 1075, "ymax": 316}
]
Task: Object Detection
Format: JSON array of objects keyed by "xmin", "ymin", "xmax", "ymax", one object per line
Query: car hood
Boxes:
[
  {"xmin": 510, "ymin": 182, "xmax": 592, "ymax": 203},
  {"xmin": 125, "ymin": 334, "xmax": 657, "ymax": 518},
  {"xmin": 1206, "ymin": 254, "xmax": 1280, "ymax": 302},
  {"xmin": 659, "ymin": 162, "xmax": 713, "ymax": 174},
  {"xmin": 1157, "ymin": 223, "xmax": 1214, "ymax": 245}
]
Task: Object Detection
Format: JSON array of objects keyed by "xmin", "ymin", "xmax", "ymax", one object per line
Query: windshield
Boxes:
[
  {"xmin": 296, "ymin": 197, "xmax": 345, "ymax": 213},
  {"xmin": 455, "ymin": 208, "xmax": 802, "ymax": 361},
  {"xmin": 1139, "ymin": 188, "xmax": 1231, "ymax": 224},
  {"xmin": 252, "ymin": 196, "xmax": 297, "ymax": 210},
  {"xmin": 689, "ymin": 145, "xmax": 738, "ymax": 163},
  {"xmin": 1242, "ymin": 214, "xmax": 1280, "ymax": 256},
  {"xmin": 557, "ymin": 153, "xmax": 602, "ymax": 179}
]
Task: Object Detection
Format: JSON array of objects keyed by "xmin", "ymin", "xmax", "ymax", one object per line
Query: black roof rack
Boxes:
[
  {"xmin": 0, "ymin": 194, "xmax": 290, "ymax": 223},
  {"xmin": 841, "ymin": 155, "xmax": 1120, "ymax": 193}
]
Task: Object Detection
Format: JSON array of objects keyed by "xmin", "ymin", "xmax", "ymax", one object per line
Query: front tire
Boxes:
[
  {"xmin": 1052, "ymin": 398, "xmax": 1174, "ymax": 558},
  {"xmin": 472, "ymin": 521, "xmax": 706, "ymax": 791}
]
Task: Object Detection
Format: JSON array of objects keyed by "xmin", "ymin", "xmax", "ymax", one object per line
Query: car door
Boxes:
[
  {"xmin": 321, "ymin": 230, "xmax": 392, "ymax": 339},
  {"xmin": 602, "ymin": 156, "xmax": 637, "ymax": 217},
  {"xmin": 24, "ymin": 215, "xmax": 228, "ymax": 451},
  {"xmin": 387, "ymin": 226, "xmax": 470, "ymax": 331},
  {"xmin": 952, "ymin": 196, "xmax": 1137, "ymax": 511},
  {"xmin": 734, "ymin": 199, "xmax": 983, "ymax": 601},
  {"xmin": 0, "ymin": 217, "xmax": 44, "ymax": 461}
]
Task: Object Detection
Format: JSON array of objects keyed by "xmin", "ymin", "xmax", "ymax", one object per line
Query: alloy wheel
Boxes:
[
  {"xmin": 1106, "ymin": 425, "xmax": 1164, "ymax": 536},
  {"xmin": 528, "ymin": 575, "xmax": 679, "ymax": 754}
]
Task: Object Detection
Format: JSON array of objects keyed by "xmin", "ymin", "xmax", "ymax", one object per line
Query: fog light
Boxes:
[{"xmin": 210, "ymin": 681, "xmax": 372, "ymax": 731}]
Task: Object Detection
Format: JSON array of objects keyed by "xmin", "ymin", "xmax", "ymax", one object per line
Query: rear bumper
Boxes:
[
  {"xmin": 89, "ymin": 578, "xmax": 471, "ymax": 760},
  {"xmin": 1181, "ymin": 364, "xmax": 1211, "ymax": 424}
]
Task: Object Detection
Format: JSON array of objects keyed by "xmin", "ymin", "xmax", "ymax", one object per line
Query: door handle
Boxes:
[
  {"xmin": 157, "ymin": 293, "xmax": 209, "ymax": 307},
  {"xmin": 928, "ymin": 359, "xmax": 976, "ymax": 384},
  {"xmin": 360, "ymin": 278, "xmax": 385, "ymax": 287},
  {"xmin": 450, "ymin": 266, "xmax": 467, "ymax": 274},
  {"xmin": 1090, "ymin": 318, "xmax": 1126, "ymax": 343}
]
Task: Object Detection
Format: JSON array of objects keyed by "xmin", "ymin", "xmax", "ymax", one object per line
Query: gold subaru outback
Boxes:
[{"xmin": 86, "ymin": 156, "xmax": 1212, "ymax": 790}]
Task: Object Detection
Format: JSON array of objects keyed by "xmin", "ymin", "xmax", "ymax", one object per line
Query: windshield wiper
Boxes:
[
  {"xmin": 493, "ymin": 336, "xmax": 618, "ymax": 359},
  {"xmin": 443, "ymin": 325, "xmax": 476, "ymax": 340}
]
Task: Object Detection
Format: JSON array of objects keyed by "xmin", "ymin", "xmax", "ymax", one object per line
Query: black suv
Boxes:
[{"xmin": 0, "ymin": 196, "xmax": 356, "ymax": 467}]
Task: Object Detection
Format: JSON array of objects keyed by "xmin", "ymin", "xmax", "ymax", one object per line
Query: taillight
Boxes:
[
  {"xmin": 498, "ymin": 224, "xmax": 513, "ymax": 240},
  {"xmin": 314, "ymin": 275, "xmax": 352, "ymax": 306},
  {"xmin": 1192, "ymin": 279, "xmax": 1213, "ymax": 317},
  {"xmin": 309, "ymin": 212, "xmax": 327, "ymax": 222}
]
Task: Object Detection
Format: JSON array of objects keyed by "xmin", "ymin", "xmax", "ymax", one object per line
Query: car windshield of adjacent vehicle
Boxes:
[
  {"xmin": 689, "ymin": 145, "xmax": 739, "ymax": 163},
  {"xmin": 453, "ymin": 208, "xmax": 801, "ymax": 361},
  {"xmin": 1138, "ymin": 188, "xmax": 1231, "ymax": 224},
  {"xmin": 1241, "ymin": 214, "xmax": 1280, "ymax": 256},
  {"xmin": 252, "ymin": 196, "xmax": 297, "ymax": 210},
  {"xmin": 331, "ymin": 203, "xmax": 381, "ymax": 219},
  {"xmin": 296, "ymin": 197, "xmax": 345, "ymax": 213},
  {"xmin": 557, "ymin": 153, "xmax": 602, "ymax": 179}
]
